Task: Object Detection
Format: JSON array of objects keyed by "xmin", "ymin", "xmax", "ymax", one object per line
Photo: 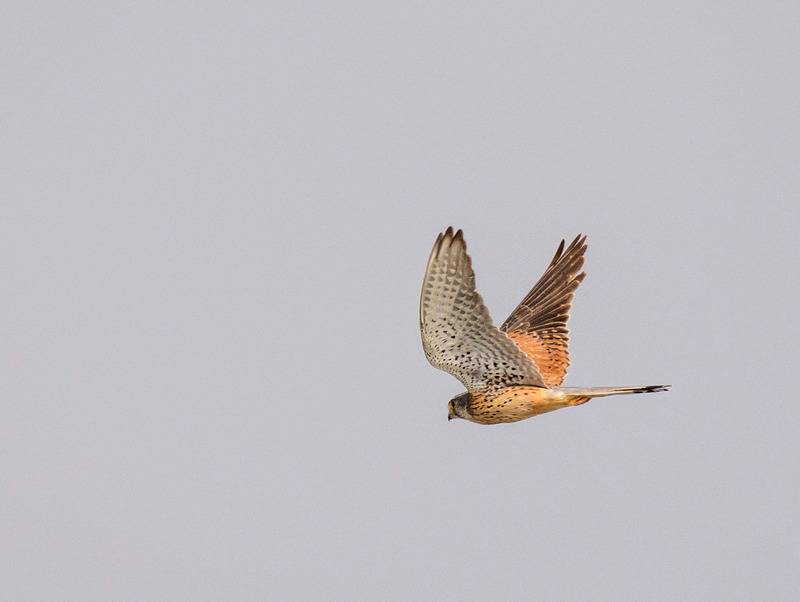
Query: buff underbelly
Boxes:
[{"xmin": 468, "ymin": 386, "xmax": 573, "ymax": 424}]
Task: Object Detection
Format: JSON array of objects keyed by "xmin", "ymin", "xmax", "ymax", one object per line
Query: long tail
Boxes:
[{"xmin": 559, "ymin": 384, "xmax": 670, "ymax": 406}]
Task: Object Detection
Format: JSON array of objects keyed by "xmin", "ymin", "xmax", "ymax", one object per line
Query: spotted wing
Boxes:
[
  {"xmin": 500, "ymin": 235, "xmax": 587, "ymax": 387},
  {"xmin": 420, "ymin": 227, "xmax": 545, "ymax": 393}
]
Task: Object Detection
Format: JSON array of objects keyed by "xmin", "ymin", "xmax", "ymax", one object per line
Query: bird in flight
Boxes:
[{"xmin": 420, "ymin": 227, "xmax": 669, "ymax": 425}]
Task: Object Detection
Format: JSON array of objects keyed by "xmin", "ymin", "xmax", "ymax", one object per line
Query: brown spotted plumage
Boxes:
[{"xmin": 420, "ymin": 227, "xmax": 669, "ymax": 425}]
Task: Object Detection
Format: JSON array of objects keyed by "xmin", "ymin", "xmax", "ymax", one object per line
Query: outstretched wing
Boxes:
[
  {"xmin": 501, "ymin": 235, "xmax": 587, "ymax": 387},
  {"xmin": 420, "ymin": 227, "xmax": 545, "ymax": 394}
]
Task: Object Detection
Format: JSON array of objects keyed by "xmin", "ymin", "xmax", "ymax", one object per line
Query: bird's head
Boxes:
[{"xmin": 448, "ymin": 392, "xmax": 471, "ymax": 421}]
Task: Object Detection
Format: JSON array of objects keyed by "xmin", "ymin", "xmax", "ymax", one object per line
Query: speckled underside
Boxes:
[{"xmin": 419, "ymin": 227, "xmax": 545, "ymax": 395}]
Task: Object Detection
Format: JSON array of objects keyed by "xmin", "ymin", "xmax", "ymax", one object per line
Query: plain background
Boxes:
[{"xmin": 3, "ymin": 2, "xmax": 799, "ymax": 600}]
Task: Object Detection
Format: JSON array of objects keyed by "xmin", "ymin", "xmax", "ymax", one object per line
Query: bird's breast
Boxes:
[{"xmin": 468, "ymin": 386, "xmax": 567, "ymax": 424}]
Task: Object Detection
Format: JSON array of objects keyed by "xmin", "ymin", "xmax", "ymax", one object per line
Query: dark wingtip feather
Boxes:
[{"xmin": 550, "ymin": 239, "xmax": 566, "ymax": 265}]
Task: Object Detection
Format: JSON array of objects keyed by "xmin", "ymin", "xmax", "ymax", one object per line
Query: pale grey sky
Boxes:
[{"xmin": 3, "ymin": 1, "xmax": 799, "ymax": 600}]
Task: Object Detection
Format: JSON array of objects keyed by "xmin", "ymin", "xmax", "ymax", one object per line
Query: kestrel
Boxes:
[{"xmin": 420, "ymin": 227, "xmax": 669, "ymax": 424}]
